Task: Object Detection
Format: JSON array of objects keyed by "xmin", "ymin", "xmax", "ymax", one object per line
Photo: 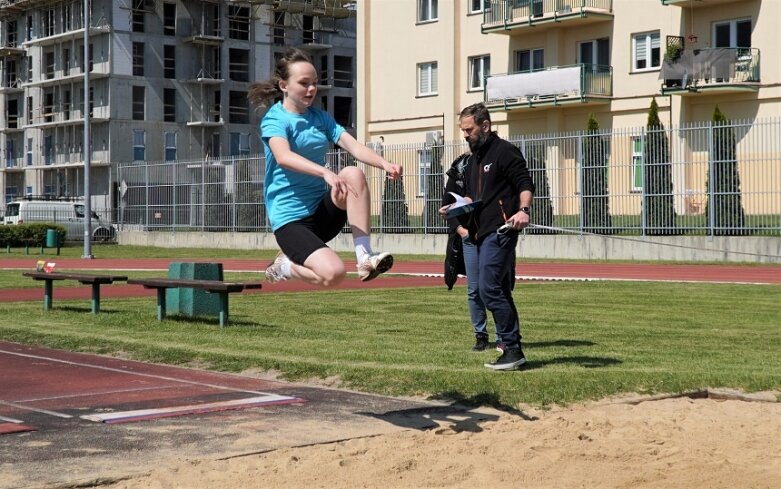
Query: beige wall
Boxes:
[{"xmin": 358, "ymin": 0, "xmax": 778, "ymax": 144}]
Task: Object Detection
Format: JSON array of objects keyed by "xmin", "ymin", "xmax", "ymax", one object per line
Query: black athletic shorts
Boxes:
[{"xmin": 273, "ymin": 195, "xmax": 347, "ymax": 265}]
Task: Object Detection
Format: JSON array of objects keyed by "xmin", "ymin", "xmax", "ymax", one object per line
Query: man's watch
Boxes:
[{"xmin": 520, "ymin": 206, "xmax": 532, "ymax": 215}]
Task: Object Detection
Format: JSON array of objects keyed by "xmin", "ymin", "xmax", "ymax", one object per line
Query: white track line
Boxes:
[
  {"xmin": 0, "ymin": 414, "xmax": 25, "ymax": 423},
  {"xmin": 0, "ymin": 400, "xmax": 72, "ymax": 419},
  {"xmin": 80, "ymin": 394, "xmax": 297, "ymax": 423},
  {"xmin": 0, "ymin": 348, "xmax": 284, "ymax": 398}
]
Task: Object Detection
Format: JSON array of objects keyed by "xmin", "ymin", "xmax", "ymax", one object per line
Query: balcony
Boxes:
[
  {"xmin": 484, "ymin": 63, "xmax": 612, "ymax": 111},
  {"xmin": 482, "ymin": 0, "xmax": 613, "ymax": 35},
  {"xmin": 661, "ymin": 47, "xmax": 760, "ymax": 95},
  {"xmin": 259, "ymin": 0, "xmax": 355, "ymax": 19},
  {"xmin": 661, "ymin": 0, "xmax": 744, "ymax": 6},
  {"xmin": 21, "ymin": 21, "xmax": 111, "ymax": 48}
]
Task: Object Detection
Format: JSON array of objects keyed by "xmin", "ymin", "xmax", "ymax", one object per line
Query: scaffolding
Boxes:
[{"xmin": 244, "ymin": 0, "xmax": 355, "ymax": 19}]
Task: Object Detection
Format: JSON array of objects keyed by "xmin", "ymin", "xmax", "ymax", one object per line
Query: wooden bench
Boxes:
[
  {"xmin": 127, "ymin": 278, "xmax": 263, "ymax": 327},
  {"xmin": 22, "ymin": 272, "xmax": 129, "ymax": 313}
]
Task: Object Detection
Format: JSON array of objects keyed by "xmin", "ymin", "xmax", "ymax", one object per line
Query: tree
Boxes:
[
  {"xmin": 376, "ymin": 144, "xmax": 411, "ymax": 232},
  {"xmin": 581, "ymin": 113, "xmax": 612, "ymax": 233},
  {"xmin": 235, "ymin": 158, "xmax": 265, "ymax": 232},
  {"xmin": 421, "ymin": 140, "xmax": 446, "ymax": 233},
  {"xmin": 706, "ymin": 106, "xmax": 746, "ymax": 235},
  {"xmin": 643, "ymin": 98, "xmax": 676, "ymax": 234},
  {"xmin": 523, "ymin": 141, "xmax": 555, "ymax": 234}
]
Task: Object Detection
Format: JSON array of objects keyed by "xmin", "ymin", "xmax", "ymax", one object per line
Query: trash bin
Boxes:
[{"xmin": 46, "ymin": 229, "xmax": 58, "ymax": 248}]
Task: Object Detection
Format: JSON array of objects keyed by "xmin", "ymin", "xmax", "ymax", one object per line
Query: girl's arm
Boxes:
[{"xmin": 337, "ymin": 132, "xmax": 403, "ymax": 180}]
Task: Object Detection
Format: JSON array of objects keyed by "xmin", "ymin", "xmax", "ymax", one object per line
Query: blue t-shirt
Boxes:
[{"xmin": 260, "ymin": 102, "xmax": 345, "ymax": 231}]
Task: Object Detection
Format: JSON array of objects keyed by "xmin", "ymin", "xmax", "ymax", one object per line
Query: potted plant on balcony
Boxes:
[{"xmin": 664, "ymin": 45, "xmax": 684, "ymax": 88}]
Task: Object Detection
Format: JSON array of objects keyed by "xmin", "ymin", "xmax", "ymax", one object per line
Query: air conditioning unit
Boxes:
[{"xmin": 425, "ymin": 130, "xmax": 443, "ymax": 145}]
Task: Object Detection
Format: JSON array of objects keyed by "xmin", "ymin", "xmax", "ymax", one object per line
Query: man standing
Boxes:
[{"xmin": 457, "ymin": 103, "xmax": 535, "ymax": 370}]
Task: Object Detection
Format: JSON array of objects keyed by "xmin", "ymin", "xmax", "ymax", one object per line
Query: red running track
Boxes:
[{"xmin": 0, "ymin": 257, "xmax": 778, "ymax": 304}]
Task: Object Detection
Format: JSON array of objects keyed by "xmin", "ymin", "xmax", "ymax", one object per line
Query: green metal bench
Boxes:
[
  {"xmin": 127, "ymin": 278, "xmax": 263, "ymax": 327},
  {"xmin": 22, "ymin": 272, "xmax": 129, "ymax": 313}
]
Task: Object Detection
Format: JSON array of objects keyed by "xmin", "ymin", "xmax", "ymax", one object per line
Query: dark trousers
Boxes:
[{"xmin": 477, "ymin": 231, "xmax": 521, "ymax": 349}]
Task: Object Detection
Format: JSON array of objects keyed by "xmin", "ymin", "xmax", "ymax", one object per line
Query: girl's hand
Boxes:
[
  {"xmin": 324, "ymin": 171, "xmax": 357, "ymax": 198},
  {"xmin": 384, "ymin": 163, "xmax": 403, "ymax": 180}
]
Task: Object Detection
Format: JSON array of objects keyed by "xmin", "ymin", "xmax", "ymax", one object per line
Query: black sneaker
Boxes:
[
  {"xmin": 484, "ymin": 348, "xmax": 526, "ymax": 371},
  {"xmin": 472, "ymin": 334, "xmax": 490, "ymax": 352}
]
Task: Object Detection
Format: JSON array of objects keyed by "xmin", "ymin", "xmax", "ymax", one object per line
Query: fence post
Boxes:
[
  {"xmin": 144, "ymin": 162, "xmax": 149, "ymax": 229},
  {"xmin": 707, "ymin": 121, "xmax": 715, "ymax": 241},
  {"xmin": 577, "ymin": 132, "xmax": 584, "ymax": 235},
  {"xmin": 640, "ymin": 130, "xmax": 646, "ymax": 237}
]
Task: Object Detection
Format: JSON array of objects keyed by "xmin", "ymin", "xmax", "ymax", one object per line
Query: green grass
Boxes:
[{"xmin": 1, "ymin": 280, "xmax": 778, "ymax": 410}]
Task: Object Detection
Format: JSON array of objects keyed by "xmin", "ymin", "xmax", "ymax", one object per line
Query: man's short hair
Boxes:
[{"xmin": 459, "ymin": 103, "xmax": 491, "ymax": 126}]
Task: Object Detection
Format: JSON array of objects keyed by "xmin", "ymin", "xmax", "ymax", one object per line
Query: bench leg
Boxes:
[
  {"xmin": 156, "ymin": 288, "xmax": 167, "ymax": 321},
  {"xmin": 91, "ymin": 283, "xmax": 101, "ymax": 314},
  {"xmin": 43, "ymin": 279, "xmax": 53, "ymax": 311},
  {"xmin": 217, "ymin": 293, "xmax": 229, "ymax": 327}
]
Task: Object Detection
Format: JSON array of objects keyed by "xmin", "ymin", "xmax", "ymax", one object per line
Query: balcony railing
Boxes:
[
  {"xmin": 661, "ymin": 47, "xmax": 760, "ymax": 94},
  {"xmin": 482, "ymin": 0, "xmax": 613, "ymax": 34},
  {"xmin": 484, "ymin": 63, "xmax": 612, "ymax": 110}
]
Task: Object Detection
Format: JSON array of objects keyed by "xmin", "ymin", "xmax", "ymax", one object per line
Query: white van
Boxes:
[{"xmin": 4, "ymin": 198, "xmax": 116, "ymax": 242}]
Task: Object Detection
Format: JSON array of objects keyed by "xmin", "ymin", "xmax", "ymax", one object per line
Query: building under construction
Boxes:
[{"xmin": 0, "ymin": 0, "xmax": 356, "ymax": 209}]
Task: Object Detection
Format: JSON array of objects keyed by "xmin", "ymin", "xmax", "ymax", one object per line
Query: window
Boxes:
[
  {"xmin": 230, "ymin": 132, "xmax": 249, "ymax": 156},
  {"xmin": 45, "ymin": 51, "xmax": 55, "ymax": 79},
  {"xmin": 62, "ymin": 5, "xmax": 70, "ymax": 31},
  {"xmin": 132, "ymin": 0, "xmax": 146, "ymax": 32},
  {"xmin": 63, "ymin": 48, "xmax": 70, "ymax": 76},
  {"xmin": 163, "ymin": 88, "xmax": 176, "ymax": 122},
  {"xmin": 333, "ymin": 55, "xmax": 352, "ymax": 88},
  {"xmin": 133, "ymin": 129, "xmax": 145, "ymax": 161},
  {"xmin": 209, "ymin": 132, "xmax": 221, "ymax": 157},
  {"xmin": 44, "ymin": 135, "xmax": 53, "ymax": 165},
  {"xmin": 632, "ymin": 31, "xmax": 660, "ymax": 72},
  {"xmin": 5, "ymin": 140, "xmax": 13, "ymax": 167},
  {"xmin": 43, "ymin": 91, "xmax": 54, "ymax": 122},
  {"xmin": 63, "ymin": 90, "xmax": 71, "ymax": 120},
  {"xmin": 418, "ymin": 0, "xmax": 437, "ymax": 22},
  {"xmin": 26, "ymin": 137, "xmax": 32, "ymax": 166},
  {"xmin": 417, "ymin": 149, "xmax": 432, "ymax": 196},
  {"xmin": 163, "ymin": 3, "xmax": 176, "ymax": 36},
  {"xmin": 468, "ymin": 55, "xmax": 490, "ymax": 91},
  {"xmin": 418, "ymin": 62, "xmax": 438, "ymax": 96},
  {"xmin": 212, "ymin": 89, "xmax": 221, "ymax": 122},
  {"xmin": 26, "ymin": 96, "xmax": 32, "ymax": 124},
  {"xmin": 631, "ymin": 136, "xmax": 643, "ymax": 192},
  {"xmin": 303, "ymin": 15, "xmax": 315, "ymax": 44},
  {"xmin": 132, "ymin": 86, "xmax": 145, "ymax": 120},
  {"xmin": 228, "ymin": 91, "xmax": 248, "ymax": 123},
  {"xmin": 469, "ymin": 0, "xmax": 489, "ymax": 14},
  {"xmin": 43, "ymin": 9, "xmax": 55, "ymax": 37},
  {"xmin": 334, "ymin": 96, "xmax": 352, "ymax": 128},
  {"xmin": 164, "ymin": 131, "xmax": 176, "ymax": 161},
  {"xmin": 515, "ymin": 48, "xmax": 544, "ymax": 72},
  {"xmin": 6, "ymin": 20, "xmax": 17, "ymax": 47},
  {"xmin": 6, "ymin": 99, "xmax": 18, "ymax": 128},
  {"xmin": 319, "ymin": 55, "xmax": 328, "ymax": 85},
  {"xmin": 228, "ymin": 5, "xmax": 250, "ymax": 40},
  {"xmin": 272, "ymin": 12, "xmax": 286, "ymax": 46},
  {"xmin": 164, "ymin": 45, "xmax": 176, "ymax": 79},
  {"xmin": 578, "ymin": 38, "xmax": 610, "ymax": 68},
  {"xmin": 132, "ymin": 42, "xmax": 144, "ymax": 76},
  {"xmin": 714, "ymin": 18, "xmax": 752, "ymax": 51},
  {"xmin": 229, "ymin": 48, "xmax": 249, "ymax": 82}
]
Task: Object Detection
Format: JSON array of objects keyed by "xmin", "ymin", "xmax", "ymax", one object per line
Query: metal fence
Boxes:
[{"xmin": 117, "ymin": 117, "xmax": 781, "ymax": 237}]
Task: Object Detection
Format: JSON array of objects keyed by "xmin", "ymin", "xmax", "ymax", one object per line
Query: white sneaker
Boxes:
[
  {"xmin": 265, "ymin": 252, "xmax": 290, "ymax": 284},
  {"xmin": 356, "ymin": 252, "xmax": 394, "ymax": 282}
]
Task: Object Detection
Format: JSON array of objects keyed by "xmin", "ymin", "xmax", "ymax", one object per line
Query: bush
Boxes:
[{"xmin": 0, "ymin": 223, "xmax": 66, "ymax": 247}]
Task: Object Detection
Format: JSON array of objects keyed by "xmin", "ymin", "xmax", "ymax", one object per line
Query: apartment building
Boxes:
[
  {"xmin": 357, "ymin": 0, "xmax": 779, "ymax": 143},
  {"xmin": 0, "ymin": 0, "xmax": 356, "ymax": 207}
]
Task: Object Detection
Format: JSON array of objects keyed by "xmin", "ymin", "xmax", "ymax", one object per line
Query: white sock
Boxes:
[
  {"xmin": 354, "ymin": 236, "xmax": 372, "ymax": 264},
  {"xmin": 279, "ymin": 255, "xmax": 293, "ymax": 277}
]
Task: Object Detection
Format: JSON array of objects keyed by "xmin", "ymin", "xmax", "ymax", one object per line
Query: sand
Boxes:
[{"xmin": 105, "ymin": 392, "xmax": 781, "ymax": 489}]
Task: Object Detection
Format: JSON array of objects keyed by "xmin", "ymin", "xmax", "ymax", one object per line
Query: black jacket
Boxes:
[
  {"xmin": 441, "ymin": 153, "xmax": 470, "ymax": 233},
  {"xmin": 464, "ymin": 133, "xmax": 535, "ymax": 241}
]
